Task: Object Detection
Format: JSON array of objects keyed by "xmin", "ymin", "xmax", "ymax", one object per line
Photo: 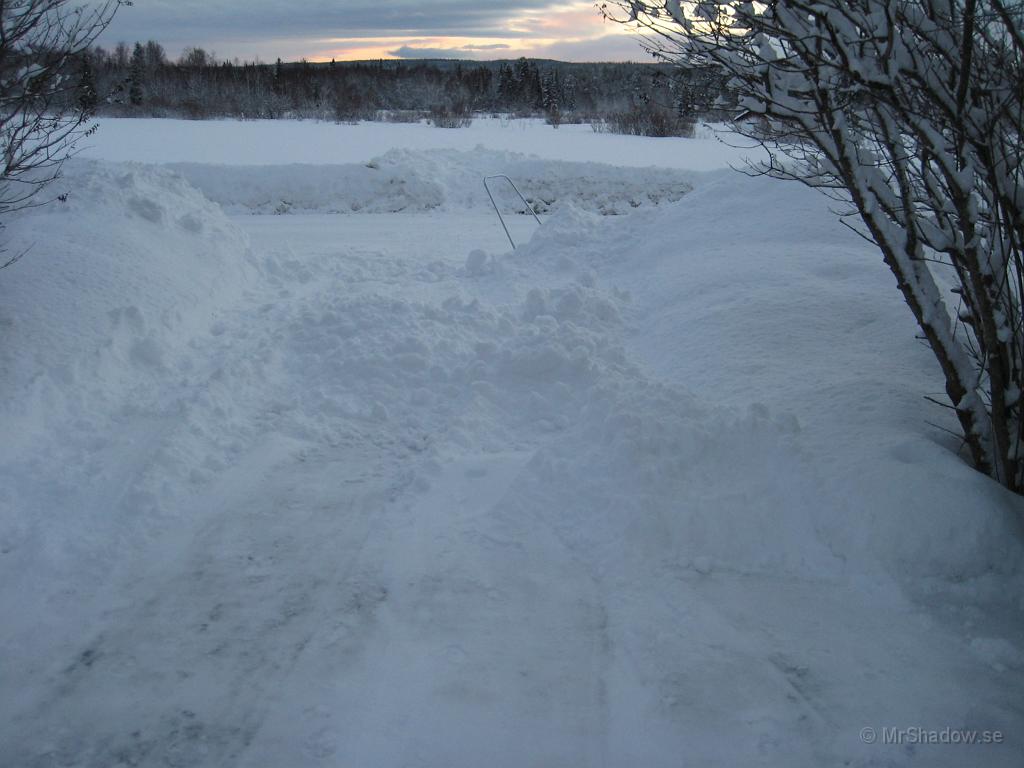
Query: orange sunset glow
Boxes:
[
  {"xmin": 285, "ymin": 3, "xmax": 642, "ymax": 62},
  {"xmin": 98, "ymin": 0, "xmax": 648, "ymax": 63}
]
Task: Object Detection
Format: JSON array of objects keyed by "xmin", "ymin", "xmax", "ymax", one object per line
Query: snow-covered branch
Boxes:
[
  {"xmin": 605, "ymin": 0, "xmax": 1024, "ymax": 491},
  {"xmin": 0, "ymin": 0, "xmax": 127, "ymax": 267}
]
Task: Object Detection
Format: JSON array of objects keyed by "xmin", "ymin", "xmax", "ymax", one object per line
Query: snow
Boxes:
[
  {"xmin": 0, "ymin": 161, "xmax": 255, "ymax": 465},
  {"xmin": 1, "ymin": 118, "xmax": 1022, "ymax": 767},
  {"xmin": 78, "ymin": 116, "xmax": 755, "ymax": 171},
  {"xmin": 168, "ymin": 148, "xmax": 695, "ymax": 216}
]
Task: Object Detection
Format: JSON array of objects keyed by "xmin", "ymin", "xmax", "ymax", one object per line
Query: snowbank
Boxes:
[
  {"xmin": 494, "ymin": 179, "xmax": 1024, "ymax": 583},
  {"xmin": 169, "ymin": 148, "xmax": 694, "ymax": 216},
  {"xmin": 0, "ymin": 160, "xmax": 255, "ymax": 463}
]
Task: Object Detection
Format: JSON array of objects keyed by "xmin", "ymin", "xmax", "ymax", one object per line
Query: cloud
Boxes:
[
  {"xmin": 387, "ymin": 45, "xmax": 477, "ymax": 60},
  {"xmin": 96, "ymin": 0, "xmax": 643, "ymax": 63},
  {"xmin": 100, "ymin": 0, "xmax": 560, "ymax": 44},
  {"xmin": 386, "ymin": 42, "xmax": 513, "ymax": 59}
]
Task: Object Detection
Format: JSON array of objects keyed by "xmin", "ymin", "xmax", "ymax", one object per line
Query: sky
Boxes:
[{"xmin": 96, "ymin": 0, "xmax": 651, "ymax": 64}]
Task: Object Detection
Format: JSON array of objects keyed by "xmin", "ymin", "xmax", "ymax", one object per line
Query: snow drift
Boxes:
[
  {"xmin": 0, "ymin": 159, "xmax": 255, "ymax": 463},
  {"xmin": 169, "ymin": 148, "xmax": 694, "ymax": 216},
  {"xmin": 497, "ymin": 179, "xmax": 1024, "ymax": 584}
]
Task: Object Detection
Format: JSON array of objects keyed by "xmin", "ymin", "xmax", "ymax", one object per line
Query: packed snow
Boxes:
[{"xmin": 1, "ymin": 118, "xmax": 1022, "ymax": 768}]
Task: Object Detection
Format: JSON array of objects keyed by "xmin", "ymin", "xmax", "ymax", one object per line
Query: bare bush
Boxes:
[
  {"xmin": 597, "ymin": 102, "xmax": 696, "ymax": 137},
  {"xmin": 377, "ymin": 109, "xmax": 427, "ymax": 124},
  {"xmin": 0, "ymin": 0, "xmax": 127, "ymax": 268},
  {"xmin": 429, "ymin": 101, "xmax": 473, "ymax": 129}
]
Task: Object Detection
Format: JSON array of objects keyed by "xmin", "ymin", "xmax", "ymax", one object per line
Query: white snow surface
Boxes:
[
  {"xmin": 1, "ymin": 120, "xmax": 1022, "ymax": 767},
  {"xmin": 0, "ymin": 161, "xmax": 255, "ymax": 465},
  {"xmin": 79, "ymin": 117, "xmax": 754, "ymax": 170}
]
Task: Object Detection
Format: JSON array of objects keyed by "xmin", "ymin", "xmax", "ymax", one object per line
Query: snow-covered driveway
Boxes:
[{"xmin": 2, "ymin": 150, "xmax": 1022, "ymax": 767}]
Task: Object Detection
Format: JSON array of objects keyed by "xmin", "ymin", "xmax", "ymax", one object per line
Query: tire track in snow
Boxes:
[{"xmin": 10, "ymin": 206, "xmax": 1020, "ymax": 768}]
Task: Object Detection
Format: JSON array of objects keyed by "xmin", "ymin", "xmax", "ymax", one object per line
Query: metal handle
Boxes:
[{"xmin": 483, "ymin": 175, "xmax": 542, "ymax": 250}]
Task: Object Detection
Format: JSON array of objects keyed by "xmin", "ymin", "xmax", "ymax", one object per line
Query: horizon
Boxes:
[{"xmin": 96, "ymin": 0, "xmax": 650, "ymax": 65}]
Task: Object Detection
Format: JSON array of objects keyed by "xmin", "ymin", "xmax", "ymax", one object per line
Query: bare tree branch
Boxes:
[{"xmin": 0, "ymin": 0, "xmax": 129, "ymax": 268}]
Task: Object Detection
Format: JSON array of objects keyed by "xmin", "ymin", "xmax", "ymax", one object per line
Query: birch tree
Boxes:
[{"xmin": 603, "ymin": 0, "xmax": 1024, "ymax": 491}]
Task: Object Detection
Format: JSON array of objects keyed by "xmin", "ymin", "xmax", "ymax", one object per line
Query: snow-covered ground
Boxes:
[
  {"xmin": 77, "ymin": 116, "xmax": 755, "ymax": 170},
  {"xmin": 2, "ymin": 118, "xmax": 1022, "ymax": 767}
]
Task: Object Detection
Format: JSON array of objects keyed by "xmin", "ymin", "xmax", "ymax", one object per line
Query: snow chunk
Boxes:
[{"xmin": 464, "ymin": 249, "xmax": 493, "ymax": 277}]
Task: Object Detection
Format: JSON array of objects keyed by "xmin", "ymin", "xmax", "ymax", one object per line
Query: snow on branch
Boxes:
[{"xmin": 606, "ymin": 0, "xmax": 1024, "ymax": 492}]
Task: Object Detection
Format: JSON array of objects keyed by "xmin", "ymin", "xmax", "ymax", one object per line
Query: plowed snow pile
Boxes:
[
  {"xmin": 0, "ymin": 139, "xmax": 1021, "ymax": 768},
  {"xmin": 170, "ymin": 147, "xmax": 694, "ymax": 215},
  {"xmin": 0, "ymin": 161, "xmax": 255, "ymax": 461}
]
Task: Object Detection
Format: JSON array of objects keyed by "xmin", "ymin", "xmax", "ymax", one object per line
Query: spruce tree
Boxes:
[
  {"xmin": 128, "ymin": 43, "xmax": 145, "ymax": 107},
  {"xmin": 78, "ymin": 57, "xmax": 99, "ymax": 116}
]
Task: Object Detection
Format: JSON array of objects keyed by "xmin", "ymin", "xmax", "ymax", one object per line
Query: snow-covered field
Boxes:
[
  {"xmin": 2, "ymin": 117, "xmax": 1022, "ymax": 767},
  {"xmin": 77, "ymin": 116, "xmax": 752, "ymax": 170}
]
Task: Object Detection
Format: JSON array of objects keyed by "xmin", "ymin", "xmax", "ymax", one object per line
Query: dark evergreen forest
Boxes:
[{"xmin": 76, "ymin": 42, "xmax": 732, "ymax": 136}]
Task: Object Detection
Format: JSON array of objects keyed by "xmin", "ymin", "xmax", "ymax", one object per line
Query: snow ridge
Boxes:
[{"xmin": 168, "ymin": 148, "xmax": 694, "ymax": 216}]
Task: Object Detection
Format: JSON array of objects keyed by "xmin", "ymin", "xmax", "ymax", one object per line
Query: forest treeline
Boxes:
[{"xmin": 75, "ymin": 41, "xmax": 734, "ymax": 136}]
